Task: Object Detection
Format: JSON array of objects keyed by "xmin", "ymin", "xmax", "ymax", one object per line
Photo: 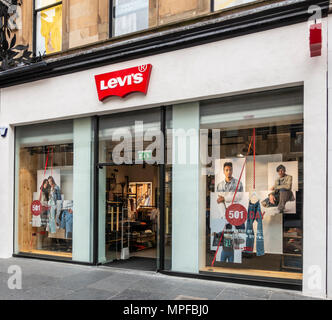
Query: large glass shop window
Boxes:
[
  {"xmin": 200, "ymin": 87, "xmax": 303, "ymax": 279},
  {"xmin": 15, "ymin": 121, "xmax": 73, "ymax": 258},
  {"xmin": 15, "ymin": 119, "xmax": 94, "ymax": 262}
]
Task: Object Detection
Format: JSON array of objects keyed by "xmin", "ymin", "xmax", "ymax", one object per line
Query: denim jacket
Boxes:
[{"xmin": 49, "ymin": 185, "xmax": 61, "ymax": 206}]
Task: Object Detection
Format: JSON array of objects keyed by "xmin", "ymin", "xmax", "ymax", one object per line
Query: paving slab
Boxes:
[
  {"xmin": 0, "ymin": 258, "xmax": 324, "ymax": 300},
  {"xmin": 60, "ymin": 287, "xmax": 116, "ymax": 300}
]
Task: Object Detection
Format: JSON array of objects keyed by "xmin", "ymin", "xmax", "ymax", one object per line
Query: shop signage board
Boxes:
[{"xmin": 95, "ymin": 64, "xmax": 152, "ymax": 101}]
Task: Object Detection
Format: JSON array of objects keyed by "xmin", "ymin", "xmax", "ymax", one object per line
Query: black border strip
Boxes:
[
  {"xmin": 158, "ymin": 106, "xmax": 166, "ymax": 271},
  {"xmin": 109, "ymin": 0, "xmax": 114, "ymax": 38},
  {"xmin": 93, "ymin": 116, "xmax": 99, "ymax": 265},
  {"xmin": 159, "ymin": 270, "xmax": 302, "ymax": 291},
  {"xmin": 35, "ymin": 2, "xmax": 63, "ymax": 13},
  {"xmin": 13, "ymin": 126, "xmax": 16, "ymax": 256},
  {"xmin": 1, "ymin": 0, "xmax": 329, "ymax": 88}
]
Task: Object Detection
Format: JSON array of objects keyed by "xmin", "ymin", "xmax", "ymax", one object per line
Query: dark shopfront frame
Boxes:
[
  {"xmin": 13, "ymin": 106, "xmax": 302, "ymax": 291},
  {"xmin": 92, "ymin": 107, "xmax": 167, "ymax": 271}
]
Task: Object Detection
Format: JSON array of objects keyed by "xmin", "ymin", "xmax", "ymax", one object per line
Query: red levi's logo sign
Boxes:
[{"xmin": 95, "ymin": 64, "xmax": 152, "ymax": 101}]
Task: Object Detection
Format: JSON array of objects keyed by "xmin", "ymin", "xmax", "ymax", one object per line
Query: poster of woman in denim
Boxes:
[{"xmin": 48, "ymin": 176, "xmax": 62, "ymax": 234}]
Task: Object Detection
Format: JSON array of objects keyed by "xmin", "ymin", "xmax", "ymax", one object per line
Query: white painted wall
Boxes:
[
  {"xmin": 0, "ymin": 22, "xmax": 327, "ymax": 126},
  {"xmin": 0, "ymin": 19, "xmax": 329, "ymax": 297}
]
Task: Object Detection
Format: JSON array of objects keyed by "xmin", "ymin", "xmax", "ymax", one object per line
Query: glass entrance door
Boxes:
[{"xmin": 98, "ymin": 109, "xmax": 162, "ymax": 271}]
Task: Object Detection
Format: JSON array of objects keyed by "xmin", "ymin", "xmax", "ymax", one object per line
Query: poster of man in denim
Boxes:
[{"xmin": 210, "ymin": 158, "xmax": 248, "ymax": 264}]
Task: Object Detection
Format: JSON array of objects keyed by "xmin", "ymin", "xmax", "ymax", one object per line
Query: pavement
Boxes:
[{"xmin": 0, "ymin": 257, "xmax": 324, "ymax": 300}]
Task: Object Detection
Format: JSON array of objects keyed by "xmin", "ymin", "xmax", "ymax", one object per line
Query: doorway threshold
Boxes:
[{"xmin": 104, "ymin": 257, "xmax": 157, "ymax": 272}]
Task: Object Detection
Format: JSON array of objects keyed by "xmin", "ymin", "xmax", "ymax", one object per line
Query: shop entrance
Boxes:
[
  {"xmin": 99, "ymin": 164, "xmax": 159, "ymax": 271},
  {"xmin": 97, "ymin": 108, "xmax": 163, "ymax": 271}
]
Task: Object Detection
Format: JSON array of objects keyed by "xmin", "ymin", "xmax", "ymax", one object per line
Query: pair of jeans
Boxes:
[
  {"xmin": 220, "ymin": 249, "xmax": 234, "ymax": 263},
  {"xmin": 48, "ymin": 205, "xmax": 57, "ymax": 234},
  {"xmin": 277, "ymin": 189, "xmax": 295, "ymax": 211},
  {"xmin": 55, "ymin": 200, "xmax": 63, "ymax": 225},
  {"xmin": 244, "ymin": 201, "xmax": 264, "ymax": 256},
  {"xmin": 60, "ymin": 210, "xmax": 73, "ymax": 238}
]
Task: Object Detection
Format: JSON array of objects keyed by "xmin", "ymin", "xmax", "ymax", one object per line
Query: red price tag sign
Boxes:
[
  {"xmin": 31, "ymin": 200, "xmax": 42, "ymax": 216},
  {"xmin": 226, "ymin": 204, "xmax": 247, "ymax": 226}
]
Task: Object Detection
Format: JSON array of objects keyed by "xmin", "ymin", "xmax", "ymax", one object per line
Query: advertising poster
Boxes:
[
  {"xmin": 264, "ymin": 161, "xmax": 298, "ymax": 214},
  {"xmin": 210, "ymin": 158, "xmax": 298, "ymax": 262},
  {"xmin": 211, "ymin": 158, "xmax": 247, "ymax": 263}
]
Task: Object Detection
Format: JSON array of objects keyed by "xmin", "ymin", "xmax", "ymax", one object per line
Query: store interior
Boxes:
[{"xmin": 103, "ymin": 164, "xmax": 160, "ymax": 271}]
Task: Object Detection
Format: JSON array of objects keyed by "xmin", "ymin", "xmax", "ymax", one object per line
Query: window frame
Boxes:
[{"xmin": 109, "ymin": 0, "xmax": 113, "ymax": 39}]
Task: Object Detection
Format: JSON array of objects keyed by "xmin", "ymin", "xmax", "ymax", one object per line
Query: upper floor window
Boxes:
[
  {"xmin": 112, "ymin": 0, "xmax": 149, "ymax": 37},
  {"xmin": 34, "ymin": 0, "xmax": 62, "ymax": 55}
]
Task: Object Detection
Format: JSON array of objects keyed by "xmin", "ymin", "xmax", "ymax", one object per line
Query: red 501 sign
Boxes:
[
  {"xmin": 226, "ymin": 204, "xmax": 247, "ymax": 226},
  {"xmin": 95, "ymin": 64, "xmax": 152, "ymax": 101},
  {"xmin": 31, "ymin": 200, "xmax": 42, "ymax": 216}
]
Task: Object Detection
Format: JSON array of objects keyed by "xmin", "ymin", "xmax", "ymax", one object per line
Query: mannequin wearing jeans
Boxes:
[{"xmin": 244, "ymin": 201, "xmax": 264, "ymax": 256}]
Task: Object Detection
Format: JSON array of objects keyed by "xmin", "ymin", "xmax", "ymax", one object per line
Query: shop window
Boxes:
[
  {"xmin": 200, "ymin": 87, "xmax": 304, "ymax": 280},
  {"xmin": 213, "ymin": 0, "xmax": 257, "ymax": 11},
  {"xmin": 34, "ymin": 0, "xmax": 62, "ymax": 55},
  {"xmin": 15, "ymin": 119, "xmax": 94, "ymax": 262}
]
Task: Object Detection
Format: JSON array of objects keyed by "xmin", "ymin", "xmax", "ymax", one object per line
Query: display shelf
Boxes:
[
  {"xmin": 20, "ymin": 249, "xmax": 72, "ymax": 258},
  {"xmin": 283, "ymin": 253, "xmax": 302, "ymax": 257},
  {"xmin": 200, "ymin": 266, "xmax": 303, "ymax": 280}
]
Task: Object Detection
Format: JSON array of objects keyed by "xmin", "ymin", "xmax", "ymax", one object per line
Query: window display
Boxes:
[
  {"xmin": 201, "ymin": 87, "xmax": 303, "ymax": 279},
  {"xmin": 16, "ymin": 143, "xmax": 74, "ymax": 257},
  {"xmin": 15, "ymin": 118, "xmax": 95, "ymax": 262}
]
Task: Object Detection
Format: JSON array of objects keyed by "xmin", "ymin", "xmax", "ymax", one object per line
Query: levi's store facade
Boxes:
[{"xmin": 0, "ymin": 17, "xmax": 329, "ymax": 298}]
